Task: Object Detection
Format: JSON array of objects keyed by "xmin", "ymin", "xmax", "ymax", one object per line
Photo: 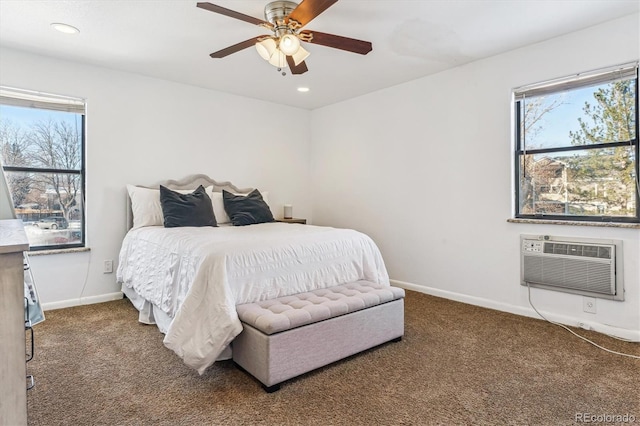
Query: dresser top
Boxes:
[{"xmin": 0, "ymin": 219, "xmax": 29, "ymax": 254}]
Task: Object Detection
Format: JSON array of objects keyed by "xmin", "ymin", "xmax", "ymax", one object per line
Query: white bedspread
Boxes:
[{"xmin": 116, "ymin": 222, "xmax": 389, "ymax": 374}]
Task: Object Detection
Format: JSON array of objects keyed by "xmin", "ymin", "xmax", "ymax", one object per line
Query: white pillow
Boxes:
[
  {"xmin": 211, "ymin": 190, "xmax": 269, "ymax": 224},
  {"xmin": 127, "ymin": 185, "xmax": 213, "ymax": 229},
  {"xmin": 210, "ymin": 192, "xmax": 230, "ymax": 225}
]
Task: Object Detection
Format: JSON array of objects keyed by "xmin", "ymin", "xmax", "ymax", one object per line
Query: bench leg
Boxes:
[
  {"xmin": 235, "ymin": 361, "xmax": 281, "ymax": 393},
  {"xmin": 263, "ymin": 383, "xmax": 281, "ymax": 393}
]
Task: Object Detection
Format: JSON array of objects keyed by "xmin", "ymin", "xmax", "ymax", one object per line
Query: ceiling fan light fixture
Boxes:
[
  {"xmin": 291, "ymin": 45, "xmax": 310, "ymax": 66},
  {"xmin": 255, "ymin": 38, "xmax": 277, "ymax": 60},
  {"xmin": 268, "ymin": 49, "xmax": 288, "ymax": 68},
  {"xmin": 279, "ymin": 33, "xmax": 300, "ymax": 55}
]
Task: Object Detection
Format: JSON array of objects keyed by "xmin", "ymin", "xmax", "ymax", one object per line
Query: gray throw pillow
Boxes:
[
  {"xmin": 159, "ymin": 185, "xmax": 217, "ymax": 228},
  {"xmin": 222, "ymin": 189, "xmax": 274, "ymax": 226}
]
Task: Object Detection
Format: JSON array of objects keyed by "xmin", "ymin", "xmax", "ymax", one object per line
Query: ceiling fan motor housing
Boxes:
[{"xmin": 265, "ymin": 1, "xmax": 299, "ymax": 36}]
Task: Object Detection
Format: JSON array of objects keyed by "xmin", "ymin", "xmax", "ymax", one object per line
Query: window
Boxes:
[
  {"xmin": 0, "ymin": 87, "xmax": 85, "ymax": 250},
  {"xmin": 514, "ymin": 63, "xmax": 639, "ymax": 223}
]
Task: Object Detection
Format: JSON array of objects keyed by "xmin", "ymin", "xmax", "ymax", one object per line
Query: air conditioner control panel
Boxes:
[{"xmin": 522, "ymin": 239, "xmax": 543, "ymax": 253}]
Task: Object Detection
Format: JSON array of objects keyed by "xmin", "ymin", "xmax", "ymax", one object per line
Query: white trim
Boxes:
[
  {"xmin": 28, "ymin": 247, "xmax": 91, "ymax": 256},
  {"xmin": 513, "ymin": 61, "xmax": 638, "ymax": 99},
  {"xmin": 39, "ymin": 281, "xmax": 640, "ymax": 342},
  {"xmin": 390, "ymin": 279, "xmax": 640, "ymax": 342},
  {"xmin": 0, "ymin": 85, "xmax": 85, "ymax": 114},
  {"xmin": 42, "ymin": 291, "xmax": 123, "ymax": 311}
]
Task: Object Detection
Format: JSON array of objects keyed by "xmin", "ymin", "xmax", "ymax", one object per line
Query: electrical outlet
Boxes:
[
  {"xmin": 583, "ymin": 296, "xmax": 596, "ymax": 314},
  {"xmin": 103, "ymin": 260, "xmax": 113, "ymax": 274}
]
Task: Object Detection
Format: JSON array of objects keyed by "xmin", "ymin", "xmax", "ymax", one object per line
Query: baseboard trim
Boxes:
[
  {"xmin": 391, "ymin": 279, "xmax": 640, "ymax": 342},
  {"xmin": 42, "ymin": 291, "xmax": 124, "ymax": 311},
  {"xmin": 40, "ymin": 282, "xmax": 640, "ymax": 342}
]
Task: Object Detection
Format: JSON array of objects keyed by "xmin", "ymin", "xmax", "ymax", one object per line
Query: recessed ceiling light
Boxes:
[
  {"xmin": 297, "ymin": 87, "xmax": 310, "ymax": 93},
  {"xmin": 51, "ymin": 23, "xmax": 80, "ymax": 34}
]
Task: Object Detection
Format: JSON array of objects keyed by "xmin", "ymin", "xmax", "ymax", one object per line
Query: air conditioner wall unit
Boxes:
[{"xmin": 520, "ymin": 234, "xmax": 624, "ymax": 301}]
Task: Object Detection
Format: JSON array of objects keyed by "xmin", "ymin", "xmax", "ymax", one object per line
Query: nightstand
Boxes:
[{"xmin": 275, "ymin": 218, "xmax": 307, "ymax": 224}]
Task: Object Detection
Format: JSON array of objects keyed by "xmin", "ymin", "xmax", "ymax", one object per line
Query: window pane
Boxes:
[
  {"xmin": 521, "ymin": 79, "xmax": 636, "ymax": 150},
  {"xmin": 519, "ymin": 147, "xmax": 636, "ymax": 218},
  {"xmin": 1, "ymin": 95, "xmax": 84, "ymax": 250},
  {"xmin": 5, "ymin": 171, "xmax": 83, "ymax": 248},
  {"xmin": 0, "ymin": 104, "xmax": 83, "ymax": 170}
]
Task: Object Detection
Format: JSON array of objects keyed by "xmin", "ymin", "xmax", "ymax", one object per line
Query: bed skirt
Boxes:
[{"xmin": 121, "ymin": 285, "xmax": 233, "ymax": 361}]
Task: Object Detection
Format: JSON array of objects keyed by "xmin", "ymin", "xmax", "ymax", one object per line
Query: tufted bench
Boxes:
[{"xmin": 232, "ymin": 280, "xmax": 405, "ymax": 392}]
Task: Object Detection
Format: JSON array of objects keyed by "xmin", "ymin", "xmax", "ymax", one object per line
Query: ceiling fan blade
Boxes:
[
  {"xmin": 210, "ymin": 36, "xmax": 265, "ymax": 58},
  {"xmin": 286, "ymin": 56, "xmax": 309, "ymax": 75},
  {"xmin": 197, "ymin": 2, "xmax": 273, "ymax": 28},
  {"xmin": 300, "ymin": 30, "xmax": 372, "ymax": 55},
  {"xmin": 288, "ymin": 0, "xmax": 338, "ymax": 27}
]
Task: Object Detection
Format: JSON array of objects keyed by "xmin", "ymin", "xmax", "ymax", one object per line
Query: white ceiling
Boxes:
[{"xmin": 0, "ymin": 0, "xmax": 638, "ymax": 110}]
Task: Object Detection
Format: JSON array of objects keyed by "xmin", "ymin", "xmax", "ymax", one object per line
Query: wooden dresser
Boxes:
[{"xmin": 0, "ymin": 219, "xmax": 29, "ymax": 425}]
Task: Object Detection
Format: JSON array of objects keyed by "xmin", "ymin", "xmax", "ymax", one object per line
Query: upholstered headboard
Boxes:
[{"xmin": 126, "ymin": 174, "xmax": 253, "ymax": 230}]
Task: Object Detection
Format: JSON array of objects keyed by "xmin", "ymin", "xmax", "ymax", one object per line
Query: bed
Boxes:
[{"xmin": 116, "ymin": 175, "xmax": 390, "ymax": 374}]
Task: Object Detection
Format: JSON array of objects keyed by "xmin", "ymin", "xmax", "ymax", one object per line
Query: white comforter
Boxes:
[{"xmin": 116, "ymin": 222, "xmax": 389, "ymax": 374}]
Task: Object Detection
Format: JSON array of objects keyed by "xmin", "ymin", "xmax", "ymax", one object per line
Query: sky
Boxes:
[
  {"xmin": 0, "ymin": 105, "xmax": 82, "ymax": 169},
  {"xmin": 525, "ymin": 86, "xmax": 599, "ymax": 151},
  {"xmin": 0, "ymin": 105, "xmax": 80, "ymax": 130},
  {"xmin": 524, "ymin": 80, "xmax": 636, "ymax": 152}
]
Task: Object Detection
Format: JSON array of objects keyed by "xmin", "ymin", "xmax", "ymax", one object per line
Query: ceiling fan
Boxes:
[{"xmin": 196, "ymin": 0, "xmax": 373, "ymax": 75}]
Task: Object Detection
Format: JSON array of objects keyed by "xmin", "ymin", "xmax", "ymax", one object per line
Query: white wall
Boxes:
[
  {"xmin": 0, "ymin": 47, "xmax": 312, "ymax": 309},
  {"xmin": 2, "ymin": 15, "xmax": 638, "ymax": 339},
  {"xmin": 310, "ymin": 14, "xmax": 640, "ymax": 340}
]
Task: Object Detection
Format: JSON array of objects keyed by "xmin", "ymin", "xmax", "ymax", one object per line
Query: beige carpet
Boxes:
[{"xmin": 26, "ymin": 291, "xmax": 639, "ymax": 425}]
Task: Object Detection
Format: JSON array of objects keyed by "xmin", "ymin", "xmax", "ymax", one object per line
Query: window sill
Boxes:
[
  {"xmin": 28, "ymin": 247, "xmax": 91, "ymax": 256},
  {"xmin": 507, "ymin": 218, "xmax": 640, "ymax": 229}
]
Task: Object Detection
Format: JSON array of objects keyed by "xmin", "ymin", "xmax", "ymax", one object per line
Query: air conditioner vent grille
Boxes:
[
  {"xmin": 523, "ymin": 255, "xmax": 613, "ymax": 294},
  {"xmin": 543, "ymin": 242, "xmax": 611, "ymax": 259}
]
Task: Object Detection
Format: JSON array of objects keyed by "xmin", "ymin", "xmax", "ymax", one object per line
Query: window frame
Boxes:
[
  {"xmin": 513, "ymin": 64, "xmax": 640, "ymax": 224},
  {"xmin": 0, "ymin": 87, "xmax": 86, "ymax": 251}
]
